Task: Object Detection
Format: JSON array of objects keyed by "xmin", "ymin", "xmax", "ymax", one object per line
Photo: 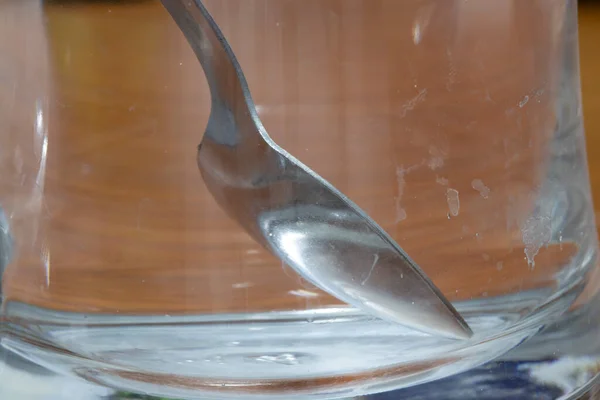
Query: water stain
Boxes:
[
  {"xmin": 436, "ymin": 176, "xmax": 449, "ymax": 186},
  {"xmin": 446, "ymin": 188, "xmax": 460, "ymax": 217},
  {"xmin": 521, "ymin": 215, "xmax": 552, "ymax": 268},
  {"xmin": 471, "ymin": 179, "xmax": 490, "ymax": 199},
  {"xmin": 399, "ymin": 88, "xmax": 427, "ymax": 118},
  {"xmin": 395, "ymin": 166, "xmax": 408, "ymax": 223}
]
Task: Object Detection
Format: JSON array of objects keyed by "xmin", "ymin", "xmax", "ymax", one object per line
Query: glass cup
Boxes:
[{"xmin": 1, "ymin": 0, "xmax": 599, "ymax": 399}]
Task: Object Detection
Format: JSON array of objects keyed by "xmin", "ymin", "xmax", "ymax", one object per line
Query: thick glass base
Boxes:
[
  {"xmin": 1, "ymin": 345, "xmax": 599, "ymax": 400},
  {"xmin": 2, "ymin": 286, "xmax": 599, "ymax": 399}
]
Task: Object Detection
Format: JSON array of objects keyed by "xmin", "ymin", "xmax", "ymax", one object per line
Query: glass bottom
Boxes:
[
  {"xmin": 2, "ymin": 277, "xmax": 595, "ymax": 399},
  {"xmin": 2, "ymin": 329, "xmax": 599, "ymax": 400}
]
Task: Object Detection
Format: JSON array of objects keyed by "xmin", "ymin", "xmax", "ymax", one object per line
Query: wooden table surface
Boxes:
[
  {"xmin": 581, "ymin": 1, "xmax": 600, "ymax": 208},
  {"xmin": 0, "ymin": 0, "xmax": 599, "ymax": 315}
]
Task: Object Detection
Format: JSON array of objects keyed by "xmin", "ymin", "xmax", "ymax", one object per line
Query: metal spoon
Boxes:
[{"xmin": 161, "ymin": 0, "xmax": 472, "ymax": 340}]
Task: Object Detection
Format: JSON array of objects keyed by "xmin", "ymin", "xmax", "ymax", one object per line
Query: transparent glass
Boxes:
[{"xmin": 1, "ymin": 0, "xmax": 599, "ymax": 399}]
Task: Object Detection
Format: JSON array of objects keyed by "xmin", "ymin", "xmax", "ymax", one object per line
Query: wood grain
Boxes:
[
  {"xmin": 0, "ymin": 0, "xmax": 598, "ymax": 315},
  {"xmin": 581, "ymin": 1, "xmax": 600, "ymax": 208}
]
